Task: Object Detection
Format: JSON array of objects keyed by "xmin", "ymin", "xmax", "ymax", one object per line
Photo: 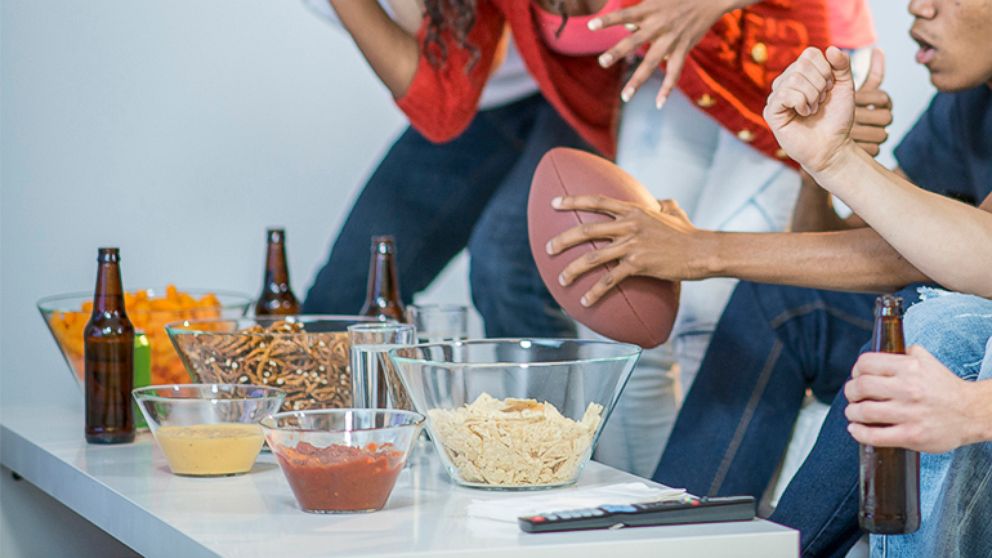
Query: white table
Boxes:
[{"xmin": 0, "ymin": 404, "xmax": 797, "ymax": 558}]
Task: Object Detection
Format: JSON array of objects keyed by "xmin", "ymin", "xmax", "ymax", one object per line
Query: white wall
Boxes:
[
  {"xmin": 0, "ymin": 0, "xmax": 933, "ymax": 553},
  {"xmin": 1, "ymin": 0, "xmax": 416, "ymax": 408}
]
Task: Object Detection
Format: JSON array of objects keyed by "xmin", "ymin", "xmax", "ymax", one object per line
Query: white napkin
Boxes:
[{"xmin": 466, "ymin": 482, "xmax": 687, "ymax": 524}]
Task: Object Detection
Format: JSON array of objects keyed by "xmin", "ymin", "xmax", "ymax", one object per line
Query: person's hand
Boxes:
[
  {"xmin": 850, "ymin": 49, "xmax": 892, "ymax": 158},
  {"xmin": 591, "ymin": 0, "xmax": 749, "ymax": 108},
  {"xmin": 764, "ymin": 46, "xmax": 857, "ymax": 174},
  {"xmin": 546, "ymin": 196, "xmax": 703, "ymax": 307},
  {"xmin": 845, "ymin": 345, "xmax": 983, "ymax": 453}
]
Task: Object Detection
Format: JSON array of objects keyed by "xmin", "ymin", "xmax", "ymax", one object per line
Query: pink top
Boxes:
[
  {"xmin": 535, "ymin": 0, "xmax": 629, "ymax": 56},
  {"xmin": 828, "ymin": 0, "xmax": 876, "ymax": 49}
]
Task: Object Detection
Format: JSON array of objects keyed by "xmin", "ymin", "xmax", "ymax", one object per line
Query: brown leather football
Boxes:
[{"xmin": 527, "ymin": 148, "xmax": 679, "ymax": 348}]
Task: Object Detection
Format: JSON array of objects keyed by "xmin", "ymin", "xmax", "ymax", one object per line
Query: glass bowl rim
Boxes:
[
  {"xmin": 406, "ymin": 303, "xmax": 469, "ymax": 313},
  {"xmin": 260, "ymin": 408, "xmax": 426, "ymax": 434},
  {"xmin": 165, "ymin": 314, "xmax": 390, "ymax": 335},
  {"xmin": 387, "ymin": 337, "xmax": 642, "ymax": 369},
  {"xmin": 132, "ymin": 383, "xmax": 287, "ymax": 403},
  {"xmin": 37, "ymin": 288, "xmax": 253, "ymax": 313}
]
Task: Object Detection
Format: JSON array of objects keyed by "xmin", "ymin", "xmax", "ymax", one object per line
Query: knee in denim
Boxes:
[
  {"xmin": 904, "ymin": 294, "xmax": 992, "ymax": 379},
  {"xmin": 905, "ymin": 293, "xmax": 992, "ymax": 344}
]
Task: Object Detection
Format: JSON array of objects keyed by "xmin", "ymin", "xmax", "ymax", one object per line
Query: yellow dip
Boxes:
[{"xmin": 155, "ymin": 423, "xmax": 264, "ymax": 476}]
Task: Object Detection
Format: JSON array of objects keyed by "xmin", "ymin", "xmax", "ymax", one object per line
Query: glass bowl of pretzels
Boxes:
[{"xmin": 166, "ymin": 316, "xmax": 381, "ymax": 412}]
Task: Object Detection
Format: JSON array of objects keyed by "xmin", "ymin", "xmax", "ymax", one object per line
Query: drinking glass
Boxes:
[
  {"xmin": 348, "ymin": 323, "xmax": 416, "ymax": 410},
  {"xmin": 406, "ymin": 304, "xmax": 468, "ymax": 343}
]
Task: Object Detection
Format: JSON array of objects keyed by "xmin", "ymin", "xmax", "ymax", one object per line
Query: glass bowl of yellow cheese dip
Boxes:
[{"xmin": 133, "ymin": 384, "xmax": 286, "ymax": 476}]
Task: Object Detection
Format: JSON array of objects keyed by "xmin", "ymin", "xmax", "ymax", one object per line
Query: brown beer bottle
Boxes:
[
  {"xmin": 360, "ymin": 236, "xmax": 406, "ymax": 322},
  {"xmin": 858, "ymin": 295, "xmax": 921, "ymax": 534},
  {"xmin": 255, "ymin": 228, "xmax": 300, "ymax": 316},
  {"xmin": 84, "ymin": 248, "xmax": 135, "ymax": 444}
]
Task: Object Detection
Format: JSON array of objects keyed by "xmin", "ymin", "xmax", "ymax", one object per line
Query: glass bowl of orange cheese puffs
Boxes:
[{"xmin": 39, "ymin": 285, "xmax": 252, "ymax": 387}]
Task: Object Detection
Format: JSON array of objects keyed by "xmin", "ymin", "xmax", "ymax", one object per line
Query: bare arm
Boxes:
[
  {"xmin": 330, "ymin": 1, "xmax": 503, "ymax": 142},
  {"xmin": 791, "ymin": 170, "xmax": 910, "ymax": 232},
  {"xmin": 790, "ymin": 171, "xmax": 856, "ymax": 232},
  {"xmin": 547, "ymin": 195, "xmax": 929, "ymax": 307},
  {"xmin": 329, "ymin": 0, "xmax": 420, "ymax": 97},
  {"xmin": 700, "ymin": 226, "xmax": 927, "ymax": 292},
  {"xmin": 815, "ymin": 145, "xmax": 992, "ymax": 297},
  {"xmin": 385, "ymin": 0, "xmax": 425, "ymax": 33},
  {"xmin": 766, "ymin": 47, "xmax": 992, "ymax": 297}
]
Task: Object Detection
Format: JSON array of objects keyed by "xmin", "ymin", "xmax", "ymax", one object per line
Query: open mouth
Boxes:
[{"xmin": 912, "ymin": 32, "xmax": 937, "ymax": 65}]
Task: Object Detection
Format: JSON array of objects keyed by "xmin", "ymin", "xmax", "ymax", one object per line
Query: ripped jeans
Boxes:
[{"xmin": 872, "ymin": 291, "xmax": 992, "ymax": 558}]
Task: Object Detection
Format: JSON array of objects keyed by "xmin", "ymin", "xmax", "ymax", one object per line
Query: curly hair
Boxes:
[{"xmin": 423, "ymin": 0, "xmax": 568, "ymax": 70}]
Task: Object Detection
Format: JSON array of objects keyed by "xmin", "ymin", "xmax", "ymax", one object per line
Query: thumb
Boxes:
[
  {"xmin": 858, "ymin": 48, "xmax": 886, "ymax": 92},
  {"xmin": 825, "ymin": 46, "xmax": 854, "ymax": 87},
  {"xmin": 657, "ymin": 199, "xmax": 690, "ymax": 220}
]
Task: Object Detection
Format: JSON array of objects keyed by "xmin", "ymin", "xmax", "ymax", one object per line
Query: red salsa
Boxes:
[{"xmin": 273, "ymin": 442, "xmax": 405, "ymax": 512}]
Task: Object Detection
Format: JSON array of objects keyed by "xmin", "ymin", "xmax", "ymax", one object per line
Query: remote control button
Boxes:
[
  {"xmin": 530, "ymin": 516, "xmax": 546, "ymax": 523},
  {"xmin": 691, "ymin": 500, "xmax": 701, "ymax": 507},
  {"xmin": 601, "ymin": 505, "xmax": 638, "ymax": 514},
  {"xmin": 591, "ymin": 510, "xmax": 607, "ymax": 516},
  {"xmin": 546, "ymin": 515, "xmax": 559, "ymax": 521}
]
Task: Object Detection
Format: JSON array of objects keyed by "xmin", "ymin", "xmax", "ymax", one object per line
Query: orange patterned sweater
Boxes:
[{"xmin": 396, "ymin": 0, "xmax": 830, "ymax": 166}]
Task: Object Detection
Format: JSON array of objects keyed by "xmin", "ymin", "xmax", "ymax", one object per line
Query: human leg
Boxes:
[
  {"xmin": 655, "ymin": 282, "xmax": 877, "ymax": 500},
  {"xmin": 303, "ymin": 94, "xmax": 546, "ymax": 314},
  {"xmin": 926, "ymin": 374, "xmax": 992, "ymax": 558},
  {"xmin": 674, "ymin": 126, "xmax": 801, "ymax": 393},
  {"xmin": 467, "ymin": 99, "xmax": 590, "ymax": 338},
  {"xmin": 766, "ymin": 286, "xmax": 960, "ymax": 558},
  {"xmin": 867, "ymin": 293, "xmax": 992, "ymax": 557},
  {"xmin": 595, "ymin": 84, "xmax": 717, "ymax": 475}
]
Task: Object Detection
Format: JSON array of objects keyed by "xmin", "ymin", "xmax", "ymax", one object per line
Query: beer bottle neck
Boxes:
[
  {"xmin": 263, "ymin": 241, "xmax": 291, "ymax": 291},
  {"xmin": 871, "ymin": 295, "xmax": 906, "ymax": 354},
  {"xmin": 93, "ymin": 250, "xmax": 126, "ymax": 314},
  {"xmin": 367, "ymin": 252, "xmax": 401, "ymax": 303}
]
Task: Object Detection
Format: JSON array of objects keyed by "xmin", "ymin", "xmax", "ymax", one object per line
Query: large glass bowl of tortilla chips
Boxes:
[{"xmin": 389, "ymin": 339, "xmax": 641, "ymax": 490}]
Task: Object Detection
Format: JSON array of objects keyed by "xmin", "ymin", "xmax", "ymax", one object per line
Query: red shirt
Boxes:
[{"xmin": 397, "ymin": 0, "xmax": 831, "ymax": 166}]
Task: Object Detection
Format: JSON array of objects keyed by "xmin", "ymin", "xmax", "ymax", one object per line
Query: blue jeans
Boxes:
[
  {"xmin": 870, "ymin": 292, "xmax": 992, "ymax": 557},
  {"xmin": 655, "ymin": 281, "xmax": 924, "ymax": 557},
  {"xmin": 302, "ymin": 94, "xmax": 586, "ymax": 337}
]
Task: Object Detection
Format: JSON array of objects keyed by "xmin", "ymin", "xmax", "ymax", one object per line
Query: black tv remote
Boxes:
[{"xmin": 518, "ymin": 495, "xmax": 756, "ymax": 534}]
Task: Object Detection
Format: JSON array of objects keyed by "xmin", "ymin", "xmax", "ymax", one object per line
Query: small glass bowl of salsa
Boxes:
[{"xmin": 261, "ymin": 409, "xmax": 425, "ymax": 513}]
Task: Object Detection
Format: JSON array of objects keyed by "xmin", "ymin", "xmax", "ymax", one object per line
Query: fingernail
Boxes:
[
  {"xmin": 598, "ymin": 52, "xmax": 613, "ymax": 68},
  {"xmin": 545, "ymin": 241, "xmax": 555, "ymax": 255},
  {"xmin": 580, "ymin": 296, "xmax": 590, "ymax": 307},
  {"xmin": 655, "ymin": 95, "xmax": 667, "ymax": 110},
  {"xmin": 624, "ymin": 23, "xmax": 638, "ymax": 32},
  {"xmin": 621, "ymin": 87, "xmax": 634, "ymax": 103},
  {"xmin": 558, "ymin": 274, "xmax": 567, "ymax": 286},
  {"xmin": 588, "ymin": 18, "xmax": 602, "ymax": 31},
  {"xmin": 551, "ymin": 196, "xmax": 562, "ymax": 208},
  {"xmin": 847, "ymin": 424, "xmax": 855, "ymax": 433}
]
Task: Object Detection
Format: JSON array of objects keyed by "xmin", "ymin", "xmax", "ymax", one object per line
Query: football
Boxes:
[{"xmin": 527, "ymin": 148, "xmax": 679, "ymax": 349}]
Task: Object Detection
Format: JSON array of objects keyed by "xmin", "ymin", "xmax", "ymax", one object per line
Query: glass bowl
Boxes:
[
  {"xmin": 389, "ymin": 339, "xmax": 641, "ymax": 490},
  {"xmin": 133, "ymin": 383, "xmax": 286, "ymax": 477},
  {"xmin": 39, "ymin": 287, "xmax": 252, "ymax": 387},
  {"xmin": 166, "ymin": 315, "xmax": 383, "ymax": 412},
  {"xmin": 261, "ymin": 409, "xmax": 425, "ymax": 513}
]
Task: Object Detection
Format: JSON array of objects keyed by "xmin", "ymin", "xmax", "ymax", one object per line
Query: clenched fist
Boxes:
[{"xmin": 764, "ymin": 46, "xmax": 857, "ymax": 174}]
